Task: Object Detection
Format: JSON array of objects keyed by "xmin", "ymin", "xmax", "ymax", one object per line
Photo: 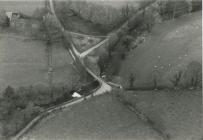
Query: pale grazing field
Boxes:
[{"xmin": 0, "ymin": 36, "xmax": 74, "ymax": 91}]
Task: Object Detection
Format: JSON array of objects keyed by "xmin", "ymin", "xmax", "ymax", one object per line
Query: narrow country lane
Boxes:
[
  {"xmin": 11, "ymin": 0, "xmax": 158, "ymax": 139},
  {"xmin": 11, "ymin": 0, "xmax": 112, "ymax": 139}
]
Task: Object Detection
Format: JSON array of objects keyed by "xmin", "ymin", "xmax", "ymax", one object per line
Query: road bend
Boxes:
[
  {"xmin": 12, "ymin": 0, "xmax": 160, "ymax": 139},
  {"xmin": 48, "ymin": 0, "xmax": 112, "ymax": 94}
]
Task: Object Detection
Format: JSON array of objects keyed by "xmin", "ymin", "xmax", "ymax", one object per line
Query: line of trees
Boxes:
[
  {"xmin": 158, "ymin": 0, "xmax": 201, "ymax": 20},
  {"xmin": 126, "ymin": 61, "xmax": 202, "ymax": 90},
  {"xmin": 169, "ymin": 61, "xmax": 202, "ymax": 90},
  {"xmin": 54, "ymin": 1, "xmax": 139, "ymax": 34},
  {"xmin": 53, "ymin": 0, "xmax": 202, "ymax": 35}
]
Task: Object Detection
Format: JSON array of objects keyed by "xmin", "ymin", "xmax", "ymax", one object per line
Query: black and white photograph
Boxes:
[{"xmin": 0, "ymin": 0, "xmax": 202, "ymax": 140}]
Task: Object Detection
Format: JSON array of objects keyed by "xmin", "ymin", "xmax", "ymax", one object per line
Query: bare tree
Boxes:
[
  {"xmin": 170, "ymin": 70, "xmax": 182, "ymax": 89},
  {"xmin": 87, "ymin": 6, "xmax": 94, "ymax": 21},
  {"xmin": 129, "ymin": 73, "xmax": 135, "ymax": 89},
  {"xmin": 152, "ymin": 69, "xmax": 160, "ymax": 90},
  {"xmin": 122, "ymin": 4, "xmax": 130, "ymax": 19},
  {"xmin": 3, "ymin": 86, "xmax": 15, "ymax": 99},
  {"xmin": 98, "ymin": 52, "xmax": 109, "ymax": 77},
  {"xmin": 184, "ymin": 61, "xmax": 202, "ymax": 89},
  {"xmin": 172, "ymin": 1, "xmax": 177, "ymax": 19}
]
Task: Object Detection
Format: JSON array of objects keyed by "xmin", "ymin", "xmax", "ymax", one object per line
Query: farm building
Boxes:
[{"xmin": 4, "ymin": 11, "xmax": 42, "ymax": 36}]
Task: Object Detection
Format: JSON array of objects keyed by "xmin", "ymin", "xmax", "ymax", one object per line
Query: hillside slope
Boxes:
[
  {"xmin": 119, "ymin": 11, "xmax": 202, "ymax": 88},
  {"xmin": 21, "ymin": 94, "xmax": 163, "ymax": 140}
]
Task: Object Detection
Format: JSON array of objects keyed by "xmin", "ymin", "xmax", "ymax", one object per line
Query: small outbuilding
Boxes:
[
  {"xmin": 72, "ymin": 92, "xmax": 82, "ymax": 98},
  {"xmin": 5, "ymin": 11, "xmax": 20, "ymax": 22}
]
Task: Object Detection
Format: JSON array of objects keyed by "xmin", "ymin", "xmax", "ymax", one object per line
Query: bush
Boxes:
[
  {"xmin": 0, "ymin": 9, "xmax": 9, "ymax": 27},
  {"xmin": 191, "ymin": 0, "xmax": 202, "ymax": 12},
  {"xmin": 170, "ymin": 70, "xmax": 182, "ymax": 89},
  {"xmin": 152, "ymin": 70, "xmax": 161, "ymax": 90},
  {"xmin": 183, "ymin": 61, "xmax": 202, "ymax": 89},
  {"xmin": 128, "ymin": 73, "xmax": 135, "ymax": 88},
  {"xmin": 0, "ymin": 99, "xmax": 15, "ymax": 121},
  {"xmin": 122, "ymin": 35, "xmax": 134, "ymax": 47},
  {"xmin": 98, "ymin": 52, "xmax": 109, "ymax": 77},
  {"xmin": 2, "ymin": 103, "xmax": 41, "ymax": 137},
  {"xmin": 3, "ymin": 86, "xmax": 15, "ymax": 99}
]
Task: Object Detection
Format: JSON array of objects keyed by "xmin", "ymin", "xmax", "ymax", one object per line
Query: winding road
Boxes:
[
  {"xmin": 48, "ymin": 0, "xmax": 112, "ymax": 95},
  {"xmin": 11, "ymin": 1, "xmax": 112, "ymax": 140},
  {"xmin": 11, "ymin": 0, "xmax": 157, "ymax": 139}
]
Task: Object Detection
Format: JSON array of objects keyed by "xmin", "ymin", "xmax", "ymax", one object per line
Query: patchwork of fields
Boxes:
[{"xmin": 0, "ymin": 1, "xmax": 201, "ymax": 140}]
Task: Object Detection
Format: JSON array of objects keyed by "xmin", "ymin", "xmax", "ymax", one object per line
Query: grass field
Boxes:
[
  {"xmin": 119, "ymin": 11, "xmax": 202, "ymax": 88},
  {"xmin": 121, "ymin": 90, "xmax": 202, "ymax": 140},
  {"xmin": 0, "ymin": 1, "xmax": 43, "ymax": 15},
  {"xmin": 21, "ymin": 94, "xmax": 164, "ymax": 140},
  {"xmin": 0, "ymin": 35, "xmax": 75, "ymax": 91}
]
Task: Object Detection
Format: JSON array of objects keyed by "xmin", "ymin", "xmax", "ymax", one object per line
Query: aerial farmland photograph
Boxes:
[{"xmin": 0, "ymin": 0, "xmax": 202, "ymax": 140}]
